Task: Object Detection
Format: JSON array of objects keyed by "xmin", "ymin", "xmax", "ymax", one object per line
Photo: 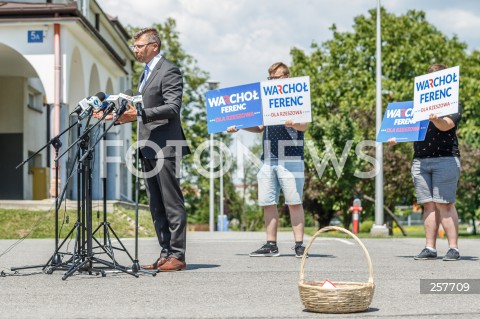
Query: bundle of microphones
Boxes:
[{"xmin": 70, "ymin": 89, "xmax": 144, "ymax": 121}]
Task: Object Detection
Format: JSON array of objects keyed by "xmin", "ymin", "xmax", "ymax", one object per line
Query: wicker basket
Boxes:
[{"xmin": 298, "ymin": 226, "xmax": 375, "ymax": 313}]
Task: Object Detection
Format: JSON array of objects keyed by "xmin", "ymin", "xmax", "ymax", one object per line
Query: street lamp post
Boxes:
[
  {"xmin": 371, "ymin": 0, "xmax": 388, "ymax": 236},
  {"xmin": 207, "ymin": 82, "xmax": 220, "ymax": 232},
  {"xmin": 219, "ymin": 137, "xmax": 224, "ymax": 231},
  {"xmin": 209, "ymin": 133, "xmax": 215, "ymax": 232}
]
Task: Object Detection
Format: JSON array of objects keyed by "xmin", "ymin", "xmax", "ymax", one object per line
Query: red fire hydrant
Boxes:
[{"xmin": 349, "ymin": 199, "xmax": 362, "ymax": 234}]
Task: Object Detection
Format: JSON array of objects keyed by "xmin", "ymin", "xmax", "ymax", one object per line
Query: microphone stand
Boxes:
[
  {"xmin": 11, "ymin": 118, "xmax": 80, "ymax": 272},
  {"xmin": 62, "ymin": 108, "xmax": 142, "ymax": 279},
  {"xmin": 89, "ymin": 107, "xmax": 155, "ymax": 276},
  {"xmin": 62, "ymin": 135, "xmax": 111, "ymax": 280},
  {"xmin": 45, "ymin": 116, "xmax": 92, "ymax": 275},
  {"xmin": 39, "ymin": 108, "xmax": 123, "ymax": 279},
  {"xmin": 130, "ymin": 104, "xmax": 156, "ymax": 275},
  {"xmin": 132, "ymin": 115, "xmax": 141, "ymax": 273},
  {"xmin": 102, "ymin": 121, "xmax": 108, "ymax": 247}
]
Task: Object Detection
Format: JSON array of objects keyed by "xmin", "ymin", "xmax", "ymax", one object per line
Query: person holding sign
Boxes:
[
  {"xmin": 227, "ymin": 62, "xmax": 308, "ymax": 258},
  {"xmin": 388, "ymin": 64, "xmax": 461, "ymax": 261}
]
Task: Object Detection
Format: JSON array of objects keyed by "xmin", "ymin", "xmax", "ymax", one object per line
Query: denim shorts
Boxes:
[
  {"xmin": 411, "ymin": 157, "xmax": 461, "ymax": 204},
  {"xmin": 257, "ymin": 160, "xmax": 305, "ymax": 206}
]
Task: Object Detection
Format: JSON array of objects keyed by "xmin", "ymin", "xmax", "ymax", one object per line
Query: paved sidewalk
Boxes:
[
  {"xmin": 0, "ymin": 231, "xmax": 479, "ymax": 318},
  {"xmin": 0, "ymin": 199, "xmax": 146, "ymax": 213}
]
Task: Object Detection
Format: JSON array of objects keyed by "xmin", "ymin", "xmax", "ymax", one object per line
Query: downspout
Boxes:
[{"xmin": 50, "ymin": 22, "xmax": 61, "ymax": 197}]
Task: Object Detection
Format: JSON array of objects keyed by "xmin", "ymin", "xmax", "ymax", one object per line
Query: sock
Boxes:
[
  {"xmin": 426, "ymin": 246, "xmax": 437, "ymax": 252},
  {"xmin": 267, "ymin": 241, "xmax": 277, "ymax": 246},
  {"xmin": 295, "ymin": 241, "xmax": 304, "ymax": 247},
  {"xmin": 450, "ymin": 247, "xmax": 459, "ymax": 252}
]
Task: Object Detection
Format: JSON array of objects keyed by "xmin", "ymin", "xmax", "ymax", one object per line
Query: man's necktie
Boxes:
[{"xmin": 139, "ymin": 65, "xmax": 149, "ymax": 92}]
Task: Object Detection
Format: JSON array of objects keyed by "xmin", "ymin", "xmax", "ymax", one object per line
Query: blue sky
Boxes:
[{"xmin": 98, "ymin": 0, "xmax": 480, "ymax": 88}]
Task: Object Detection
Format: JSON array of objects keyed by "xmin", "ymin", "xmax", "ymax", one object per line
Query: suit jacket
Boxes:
[{"xmin": 138, "ymin": 57, "xmax": 190, "ymax": 159}]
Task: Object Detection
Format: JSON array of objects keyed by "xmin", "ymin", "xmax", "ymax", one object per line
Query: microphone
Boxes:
[
  {"xmin": 71, "ymin": 98, "xmax": 90, "ymax": 115},
  {"xmin": 78, "ymin": 92, "xmax": 106, "ymax": 120},
  {"xmin": 132, "ymin": 91, "xmax": 143, "ymax": 113},
  {"xmin": 115, "ymin": 89, "xmax": 133, "ymax": 117},
  {"xmin": 100, "ymin": 94, "xmax": 110, "ymax": 109},
  {"xmin": 88, "ymin": 92, "xmax": 106, "ymax": 110},
  {"xmin": 104, "ymin": 94, "xmax": 120, "ymax": 113},
  {"xmin": 88, "ymin": 93, "xmax": 110, "ymax": 111}
]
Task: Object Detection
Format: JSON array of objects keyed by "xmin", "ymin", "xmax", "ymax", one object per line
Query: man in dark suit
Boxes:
[{"xmin": 116, "ymin": 28, "xmax": 189, "ymax": 271}]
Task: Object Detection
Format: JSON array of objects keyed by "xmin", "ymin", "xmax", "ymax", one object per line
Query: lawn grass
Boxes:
[
  {"xmin": 0, "ymin": 207, "xmax": 155, "ymax": 239},
  {"xmin": 1, "ymin": 208, "xmax": 478, "ymax": 239}
]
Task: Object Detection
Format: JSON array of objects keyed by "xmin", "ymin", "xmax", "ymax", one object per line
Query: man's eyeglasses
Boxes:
[
  {"xmin": 129, "ymin": 42, "xmax": 155, "ymax": 50},
  {"xmin": 267, "ymin": 74, "xmax": 289, "ymax": 80}
]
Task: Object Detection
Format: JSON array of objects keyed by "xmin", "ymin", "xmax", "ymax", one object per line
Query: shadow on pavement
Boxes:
[
  {"xmin": 395, "ymin": 255, "xmax": 478, "ymax": 261},
  {"xmin": 186, "ymin": 264, "xmax": 221, "ymax": 270},
  {"xmin": 301, "ymin": 307, "xmax": 380, "ymax": 314},
  {"xmin": 234, "ymin": 253, "xmax": 335, "ymax": 258}
]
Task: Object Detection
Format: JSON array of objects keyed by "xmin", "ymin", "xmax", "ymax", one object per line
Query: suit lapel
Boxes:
[{"xmin": 141, "ymin": 56, "xmax": 166, "ymax": 94}]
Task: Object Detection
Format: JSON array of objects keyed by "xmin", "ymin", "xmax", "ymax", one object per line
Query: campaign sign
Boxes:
[
  {"xmin": 261, "ymin": 76, "xmax": 312, "ymax": 126},
  {"xmin": 206, "ymin": 82, "xmax": 263, "ymax": 133},
  {"xmin": 412, "ymin": 66, "xmax": 459, "ymax": 122},
  {"xmin": 377, "ymin": 101, "xmax": 429, "ymax": 143}
]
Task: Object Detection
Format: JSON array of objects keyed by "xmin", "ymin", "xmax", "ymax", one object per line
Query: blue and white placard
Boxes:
[
  {"xmin": 377, "ymin": 101, "xmax": 429, "ymax": 143},
  {"xmin": 412, "ymin": 66, "xmax": 459, "ymax": 122},
  {"xmin": 260, "ymin": 76, "xmax": 312, "ymax": 126},
  {"xmin": 206, "ymin": 82, "xmax": 263, "ymax": 134}
]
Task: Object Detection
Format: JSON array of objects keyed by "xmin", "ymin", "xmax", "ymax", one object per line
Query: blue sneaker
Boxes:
[
  {"xmin": 414, "ymin": 248, "xmax": 437, "ymax": 260},
  {"xmin": 443, "ymin": 248, "xmax": 460, "ymax": 261}
]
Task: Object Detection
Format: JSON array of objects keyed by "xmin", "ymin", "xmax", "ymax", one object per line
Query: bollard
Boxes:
[{"xmin": 349, "ymin": 199, "xmax": 363, "ymax": 234}]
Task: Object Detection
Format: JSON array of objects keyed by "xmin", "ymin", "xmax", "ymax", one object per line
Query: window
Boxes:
[
  {"xmin": 95, "ymin": 14, "xmax": 100, "ymax": 31},
  {"xmin": 27, "ymin": 151, "xmax": 42, "ymax": 175},
  {"xmin": 27, "ymin": 88, "xmax": 43, "ymax": 113}
]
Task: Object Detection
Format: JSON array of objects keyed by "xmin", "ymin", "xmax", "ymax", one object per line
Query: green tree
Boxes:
[
  {"xmin": 456, "ymin": 144, "xmax": 480, "ymax": 235},
  {"xmin": 290, "ymin": 8, "xmax": 480, "ymax": 228}
]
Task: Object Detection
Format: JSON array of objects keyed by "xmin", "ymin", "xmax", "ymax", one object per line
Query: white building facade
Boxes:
[{"xmin": 0, "ymin": 0, "xmax": 134, "ymax": 201}]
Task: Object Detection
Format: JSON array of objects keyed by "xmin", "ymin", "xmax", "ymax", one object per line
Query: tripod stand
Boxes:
[
  {"xmin": 88, "ymin": 122, "xmax": 134, "ymax": 270},
  {"xmin": 61, "ymin": 142, "xmax": 137, "ymax": 280},
  {"xmin": 41, "ymin": 111, "xmax": 113, "ymax": 276},
  {"xmin": 75, "ymin": 109, "xmax": 155, "ymax": 277},
  {"xmin": 60, "ymin": 107, "xmax": 158, "ymax": 279}
]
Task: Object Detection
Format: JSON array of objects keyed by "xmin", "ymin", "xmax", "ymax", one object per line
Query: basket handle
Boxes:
[{"xmin": 299, "ymin": 226, "xmax": 374, "ymax": 284}]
